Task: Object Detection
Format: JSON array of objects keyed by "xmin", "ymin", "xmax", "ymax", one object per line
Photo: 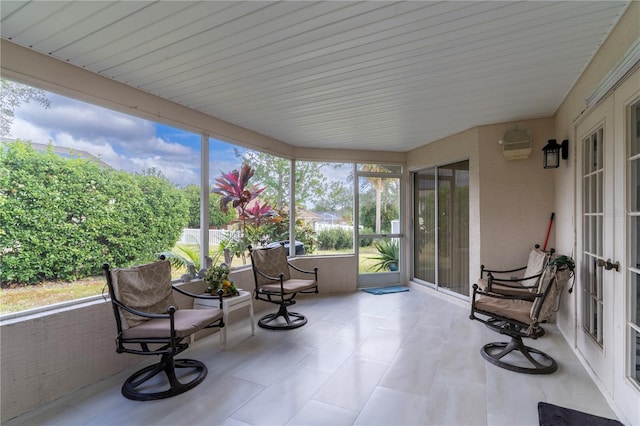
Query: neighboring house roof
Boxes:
[{"xmin": 3, "ymin": 139, "xmax": 112, "ymax": 168}]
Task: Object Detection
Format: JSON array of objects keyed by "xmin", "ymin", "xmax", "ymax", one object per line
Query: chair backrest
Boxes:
[
  {"xmin": 530, "ymin": 264, "xmax": 571, "ymax": 323},
  {"xmin": 523, "ymin": 248, "xmax": 551, "ymax": 289},
  {"xmin": 250, "ymin": 245, "xmax": 291, "ymax": 286},
  {"xmin": 107, "ymin": 260, "xmax": 176, "ymax": 330}
]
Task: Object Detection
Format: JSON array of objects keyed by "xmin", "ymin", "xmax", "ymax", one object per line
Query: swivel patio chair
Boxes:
[
  {"xmin": 103, "ymin": 259, "xmax": 224, "ymax": 400},
  {"xmin": 469, "ymin": 257, "xmax": 573, "ymax": 374},
  {"xmin": 249, "ymin": 243, "xmax": 318, "ymax": 330},
  {"xmin": 478, "ymin": 245, "xmax": 554, "ymax": 337}
]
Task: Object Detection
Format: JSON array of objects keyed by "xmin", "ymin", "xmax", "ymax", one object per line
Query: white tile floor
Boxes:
[{"xmin": 6, "ymin": 288, "xmax": 620, "ymax": 426}]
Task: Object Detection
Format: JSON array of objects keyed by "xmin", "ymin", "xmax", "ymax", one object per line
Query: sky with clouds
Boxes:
[{"xmin": 9, "ymin": 88, "xmax": 242, "ymax": 187}]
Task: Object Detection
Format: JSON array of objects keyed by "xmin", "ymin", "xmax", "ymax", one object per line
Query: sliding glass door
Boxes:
[{"xmin": 413, "ymin": 161, "xmax": 469, "ymax": 297}]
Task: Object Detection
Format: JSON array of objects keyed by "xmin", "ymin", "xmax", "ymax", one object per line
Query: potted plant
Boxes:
[
  {"xmin": 368, "ymin": 239, "xmax": 399, "ymax": 272},
  {"xmin": 203, "ymin": 263, "xmax": 239, "ymax": 296}
]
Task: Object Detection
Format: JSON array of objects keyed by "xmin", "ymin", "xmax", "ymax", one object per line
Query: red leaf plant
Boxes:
[
  {"xmin": 213, "ymin": 164, "xmax": 265, "ymax": 216},
  {"xmin": 212, "ymin": 164, "xmax": 280, "ymax": 257}
]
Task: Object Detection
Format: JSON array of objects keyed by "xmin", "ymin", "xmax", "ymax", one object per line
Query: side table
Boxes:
[{"xmin": 194, "ymin": 290, "xmax": 255, "ymax": 348}]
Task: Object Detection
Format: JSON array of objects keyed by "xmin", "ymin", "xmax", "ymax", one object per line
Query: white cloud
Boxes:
[{"xmin": 9, "ymin": 92, "xmax": 201, "ymax": 186}]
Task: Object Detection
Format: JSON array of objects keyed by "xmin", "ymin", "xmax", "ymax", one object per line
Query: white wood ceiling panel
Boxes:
[
  {"xmin": 195, "ymin": 36, "xmax": 602, "ymax": 121},
  {"xmin": 140, "ymin": 1, "xmax": 377, "ymax": 95},
  {"xmin": 84, "ymin": 2, "xmax": 235, "ymax": 73},
  {"xmin": 177, "ymin": 3, "xmax": 615, "ymax": 110},
  {"xmin": 0, "ymin": 1, "xmax": 26, "ymax": 20},
  {"xmin": 102, "ymin": 1, "xmax": 281, "ymax": 79},
  {"xmin": 163, "ymin": 2, "xmax": 475, "ymax": 100},
  {"xmin": 58, "ymin": 2, "xmax": 189, "ymax": 63},
  {"xmin": 0, "ymin": 1, "xmax": 68, "ymax": 43},
  {"xmin": 227, "ymin": 5, "xmax": 608, "ymax": 92},
  {"xmin": 194, "ymin": 2, "xmax": 557, "ymax": 95},
  {"xmin": 21, "ymin": 2, "xmax": 117, "ymax": 52},
  {"xmin": 47, "ymin": 2, "xmax": 154, "ymax": 58},
  {"xmin": 119, "ymin": 1, "xmax": 425, "ymax": 90},
  {"xmin": 0, "ymin": 1, "xmax": 630, "ymax": 152},
  {"xmin": 197, "ymin": 26, "xmax": 609, "ymax": 114}
]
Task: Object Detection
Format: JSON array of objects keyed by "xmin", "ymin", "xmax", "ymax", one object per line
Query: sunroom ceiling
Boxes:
[{"xmin": 0, "ymin": 1, "xmax": 629, "ymax": 152}]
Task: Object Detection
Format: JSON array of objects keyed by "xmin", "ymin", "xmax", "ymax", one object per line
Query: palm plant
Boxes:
[
  {"xmin": 368, "ymin": 239, "xmax": 399, "ymax": 272},
  {"xmin": 158, "ymin": 244, "xmax": 202, "ymax": 277}
]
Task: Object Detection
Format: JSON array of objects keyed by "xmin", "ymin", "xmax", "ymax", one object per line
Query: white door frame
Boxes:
[
  {"xmin": 575, "ymin": 95, "xmax": 615, "ymax": 394},
  {"xmin": 575, "ymin": 68, "xmax": 640, "ymax": 426},
  {"xmin": 611, "ymin": 70, "xmax": 640, "ymax": 426}
]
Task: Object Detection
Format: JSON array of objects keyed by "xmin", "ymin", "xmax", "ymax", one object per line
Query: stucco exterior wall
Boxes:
[
  {"xmin": 477, "ymin": 117, "xmax": 556, "ymax": 269},
  {"xmin": 552, "ymin": 1, "xmax": 639, "ymax": 344}
]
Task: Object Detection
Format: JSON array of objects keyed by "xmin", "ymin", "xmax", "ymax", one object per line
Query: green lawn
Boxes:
[
  {"xmin": 0, "ymin": 246, "xmax": 387, "ymax": 315},
  {"xmin": 0, "ymin": 278, "xmax": 106, "ymax": 314}
]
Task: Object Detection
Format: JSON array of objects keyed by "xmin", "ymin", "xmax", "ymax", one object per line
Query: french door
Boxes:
[{"xmin": 576, "ymin": 69, "xmax": 639, "ymax": 425}]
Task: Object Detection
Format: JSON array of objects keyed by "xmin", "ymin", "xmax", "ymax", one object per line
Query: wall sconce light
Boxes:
[{"xmin": 542, "ymin": 139, "xmax": 569, "ymax": 168}]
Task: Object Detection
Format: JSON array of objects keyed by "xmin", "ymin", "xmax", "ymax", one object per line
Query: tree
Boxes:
[
  {"xmin": 237, "ymin": 150, "xmax": 330, "ymax": 210},
  {"xmin": 0, "ymin": 79, "xmax": 50, "ymax": 138},
  {"xmin": 313, "ymin": 180, "xmax": 353, "ymax": 221},
  {"xmin": 0, "ymin": 141, "xmax": 189, "ymax": 284},
  {"xmin": 359, "ymin": 172, "xmax": 399, "ymax": 233},
  {"xmin": 183, "ymin": 185, "xmax": 235, "ymax": 228},
  {"xmin": 359, "ymin": 165, "xmax": 388, "ymax": 234}
]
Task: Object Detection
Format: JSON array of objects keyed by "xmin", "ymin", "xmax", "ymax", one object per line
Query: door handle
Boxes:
[{"xmin": 596, "ymin": 258, "xmax": 620, "ymax": 272}]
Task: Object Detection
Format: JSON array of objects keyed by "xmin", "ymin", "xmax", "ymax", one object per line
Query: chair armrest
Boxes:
[
  {"xmin": 481, "ymin": 264, "xmax": 526, "ymax": 278},
  {"xmin": 287, "ymin": 262, "xmax": 318, "ymax": 278},
  {"xmin": 172, "ymin": 285, "xmax": 224, "ymax": 308},
  {"xmin": 111, "ymin": 298, "xmax": 175, "ymax": 319},
  {"xmin": 487, "ymin": 272, "xmax": 541, "ymax": 289}
]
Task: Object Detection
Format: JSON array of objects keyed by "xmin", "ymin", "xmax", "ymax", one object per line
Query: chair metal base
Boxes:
[
  {"xmin": 258, "ymin": 304, "xmax": 307, "ymax": 330},
  {"xmin": 122, "ymin": 355, "xmax": 207, "ymax": 401},
  {"xmin": 486, "ymin": 318, "xmax": 545, "ymax": 338},
  {"xmin": 481, "ymin": 336, "xmax": 557, "ymax": 375}
]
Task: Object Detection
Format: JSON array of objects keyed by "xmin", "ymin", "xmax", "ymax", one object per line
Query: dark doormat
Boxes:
[
  {"xmin": 361, "ymin": 286, "xmax": 409, "ymax": 295},
  {"xmin": 538, "ymin": 402, "xmax": 623, "ymax": 426}
]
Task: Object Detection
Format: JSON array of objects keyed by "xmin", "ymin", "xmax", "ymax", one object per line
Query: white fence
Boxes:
[
  {"xmin": 177, "ymin": 229, "xmax": 234, "ymax": 246},
  {"xmin": 313, "ymin": 222, "xmax": 353, "ymax": 232},
  {"xmin": 179, "ymin": 223, "xmax": 363, "ymax": 246}
]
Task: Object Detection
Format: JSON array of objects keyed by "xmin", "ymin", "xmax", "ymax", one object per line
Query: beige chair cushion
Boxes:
[
  {"xmin": 110, "ymin": 260, "xmax": 176, "ymax": 329},
  {"xmin": 258, "ymin": 278, "xmax": 317, "ymax": 294},
  {"xmin": 531, "ymin": 265, "xmax": 571, "ymax": 322},
  {"xmin": 523, "ymin": 248, "xmax": 550, "ymax": 290},
  {"xmin": 251, "ymin": 245, "xmax": 291, "ymax": 286},
  {"xmin": 121, "ymin": 308, "xmax": 224, "ymax": 339},
  {"xmin": 474, "ymin": 295, "xmax": 533, "ymax": 325}
]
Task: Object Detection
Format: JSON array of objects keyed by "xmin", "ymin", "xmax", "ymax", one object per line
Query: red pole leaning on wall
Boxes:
[{"xmin": 542, "ymin": 212, "xmax": 555, "ymax": 251}]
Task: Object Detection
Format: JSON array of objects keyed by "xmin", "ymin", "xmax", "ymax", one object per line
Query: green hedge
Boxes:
[
  {"xmin": 0, "ymin": 141, "xmax": 188, "ymax": 284},
  {"xmin": 317, "ymin": 227, "xmax": 353, "ymax": 250}
]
